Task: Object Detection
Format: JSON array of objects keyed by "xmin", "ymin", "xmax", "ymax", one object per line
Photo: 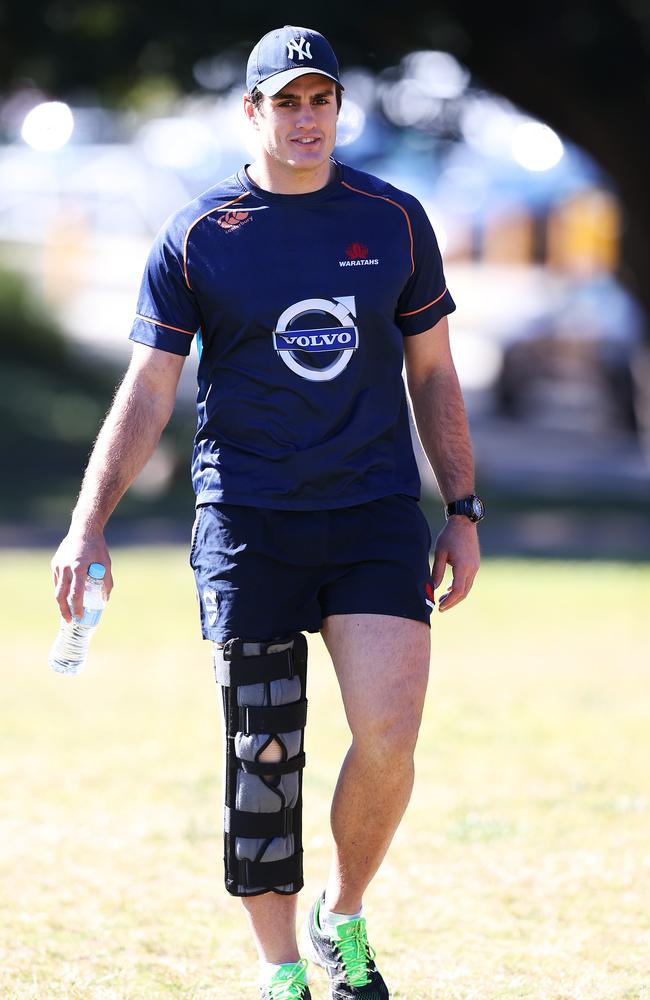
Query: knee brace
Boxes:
[{"xmin": 213, "ymin": 633, "xmax": 308, "ymax": 896}]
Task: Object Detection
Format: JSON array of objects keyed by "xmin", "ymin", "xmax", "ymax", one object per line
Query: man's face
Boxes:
[{"xmin": 247, "ymin": 74, "xmax": 339, "ymax": 174}]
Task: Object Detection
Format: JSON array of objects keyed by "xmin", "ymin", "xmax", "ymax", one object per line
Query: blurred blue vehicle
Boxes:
[{"xmin": 495, "ymin": 275, "xmax": 645, "ymax": 434}]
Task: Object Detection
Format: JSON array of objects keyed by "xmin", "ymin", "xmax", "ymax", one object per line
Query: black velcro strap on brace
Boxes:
[
  {"xmin": 238, "ymin": 699, "xmax": 308, "ymax": 734},
  {"xmin": 237, "ymin": 852, "xmax": 303, "ymax": 888},
  {"xmin": 239, "ymin": 752, "xmax": 306, "ymax": 776},
  {"xmin": 224, "ymin": 805, "xmax": 294, "ymax": 838},
  {"xmin": 215, "ymin": 647, "xmax": 296, "ymax": 687}
]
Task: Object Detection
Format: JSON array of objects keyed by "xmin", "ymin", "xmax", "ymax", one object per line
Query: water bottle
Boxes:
[{"xmin": 49, "ymin": 562, "xmax": 107, "ymax": 675}]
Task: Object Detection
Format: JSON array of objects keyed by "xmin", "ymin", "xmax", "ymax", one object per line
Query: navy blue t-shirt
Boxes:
[{"xmin": 129, "ymin": 160, "xmax": 456, "ymax": 509}]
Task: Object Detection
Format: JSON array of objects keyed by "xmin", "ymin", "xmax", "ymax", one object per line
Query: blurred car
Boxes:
[{"xmin": 495, "ymin": 275, "xmax": 645, "ymax": 434}]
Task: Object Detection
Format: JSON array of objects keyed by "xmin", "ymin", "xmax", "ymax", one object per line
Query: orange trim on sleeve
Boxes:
[
  {"xmin": 398, "ymin": 287, "xmax": 448, "ymax": 317},
  {"xmin": 136, "ymin": 314, "xmax": 195, "ymax": 336},
  {"xmin": 183, "ymin": 194, "xmax": 249, "ymax": 289},
  {"xmin": 341, "ymin": 180, "xmax": 415, "ymax": 275}
]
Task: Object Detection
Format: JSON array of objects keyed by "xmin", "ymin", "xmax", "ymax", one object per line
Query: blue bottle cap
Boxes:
[{"xmin": 88, "ymin": 562, "xmax": 106, "ymax": 580}]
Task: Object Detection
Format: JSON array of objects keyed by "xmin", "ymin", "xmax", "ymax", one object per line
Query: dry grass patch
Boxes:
[{"xmin": 0, "ymin": 549, "xmax": 648, "ymax": 999}]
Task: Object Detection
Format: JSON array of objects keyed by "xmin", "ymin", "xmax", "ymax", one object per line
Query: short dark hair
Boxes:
[{"xmin": 250, "ymin": 83, "xmax": 343, "ymax": 112}]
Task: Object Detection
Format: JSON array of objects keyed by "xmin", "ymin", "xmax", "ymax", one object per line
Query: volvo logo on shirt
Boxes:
[{"xmin": 273, "ymin": 296, "xmax": 359, "ymax": 382}]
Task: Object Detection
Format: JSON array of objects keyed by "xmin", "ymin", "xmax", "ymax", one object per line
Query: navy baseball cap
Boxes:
[{"xmin": 246, "ymin": 25, "xmax": 343, "ymax": 97}]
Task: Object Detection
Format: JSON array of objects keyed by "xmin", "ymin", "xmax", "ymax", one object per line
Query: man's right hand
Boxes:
[
  {"xmin": 51, "ymin": 529, "xmax": 113, "ymax": 622},
  {"xmin": 48, "ymin": 345, "xmax": 183, "ymax": 623}
]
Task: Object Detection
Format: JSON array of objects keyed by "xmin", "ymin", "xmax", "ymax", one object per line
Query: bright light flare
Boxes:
[
  {"xmin": 512, "ymin": 122, "xmax": 564, "ymax": 172},
  {"xmin": 461, "ymin": 94, "xmax": 519, "ymax": 158},
  {"xmin": 21, "ymin": 101, "xmax": 74, "ymax": 151},
  {"xmin": 381, "ymin": 79, "xmax": 442, "ymax": 128},
  {"xmin": 335, "ymin": 98, "xmax": 366, "ymax": 146},
  {"xmin": 138, "ymin": 117, "xmax": 217, "ymax": 170},
  {"xmin": 403, "ymin": 50, "xmax": 469, "ymax": 99}
]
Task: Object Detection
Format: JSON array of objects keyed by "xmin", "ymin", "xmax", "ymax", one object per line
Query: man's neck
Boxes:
[{"xmin": 246, "ymin": 158, "xmax": 336, "ymax": 195}]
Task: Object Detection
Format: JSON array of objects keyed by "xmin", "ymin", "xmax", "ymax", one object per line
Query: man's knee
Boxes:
[
  {"xmin": 356, "ymin": 660, "xmax": 428, "ymax": 759},
  {"xmin": 213, "ymin": 633, "xmax": 308, "ymax": 897},
  {"xmin": 356, "ymin": 704, "xmax": 423, "ymax": 761}
]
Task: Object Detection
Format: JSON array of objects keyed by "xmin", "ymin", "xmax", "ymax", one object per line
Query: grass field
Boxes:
[{"xmin": 1, "ymin": 549, "xmax": 649, "ymax": 1000}]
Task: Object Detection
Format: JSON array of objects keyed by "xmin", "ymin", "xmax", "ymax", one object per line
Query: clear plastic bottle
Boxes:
[{"xmin": 49, "ymin": 562, "xmax": 107, "ymax": 675}]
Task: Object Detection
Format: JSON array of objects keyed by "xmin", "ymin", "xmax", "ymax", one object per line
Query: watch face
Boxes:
[{"xmin": 471, "ymin": 496, "xmax": 485, "ymax": 520}]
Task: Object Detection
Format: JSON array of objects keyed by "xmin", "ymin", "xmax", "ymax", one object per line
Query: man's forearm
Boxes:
[
  {"xmin": 71, "ymin": 371, "xmax": 175, "ymax": 534},
  {"xmin": 408, "ymin": 365, "xmax": 474, "ymax": 504}
]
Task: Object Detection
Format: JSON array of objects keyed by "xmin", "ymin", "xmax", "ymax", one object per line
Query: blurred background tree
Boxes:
[{"xmin": 0, "ymin": 268, "xmax": 195, "ymax": 525}]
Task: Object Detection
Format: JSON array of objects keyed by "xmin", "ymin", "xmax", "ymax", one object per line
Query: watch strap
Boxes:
[{"xmin": 445, "ymin": 494, "xmax": 485, "ymax": 522}]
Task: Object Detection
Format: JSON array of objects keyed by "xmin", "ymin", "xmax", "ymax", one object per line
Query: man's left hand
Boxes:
[{"xmin": 432, "ymin": 516, "xmax": 481, "ymax": 612}]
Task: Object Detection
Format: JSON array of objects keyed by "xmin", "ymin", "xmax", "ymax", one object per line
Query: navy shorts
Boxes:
[{"xmin": 189, "ymin": 494, "xmax": 435, "ymax": 642}]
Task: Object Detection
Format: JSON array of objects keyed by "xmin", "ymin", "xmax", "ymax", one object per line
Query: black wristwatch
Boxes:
[{"xmin": 445, "ymin": 494, "xmax": 485, "ymax": 523}]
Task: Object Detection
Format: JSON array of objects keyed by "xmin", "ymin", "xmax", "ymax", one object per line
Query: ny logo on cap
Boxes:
[{"xmin": 287, "ymin": 36, "xmax": 312, "ymax": 61}]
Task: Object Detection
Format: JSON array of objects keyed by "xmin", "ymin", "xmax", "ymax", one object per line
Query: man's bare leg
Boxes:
[
  {"xmin": 320, "ymin": 614, "xmax": 430, "ymax": 914},
  {"xmin": 236, "ymin": 614, "xmax": 429, "ymax": 958},
  {"xmin": 241, "ymin": 892, "xmax": 300, "ymax": 964}
]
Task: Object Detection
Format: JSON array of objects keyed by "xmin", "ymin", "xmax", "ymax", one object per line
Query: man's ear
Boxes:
[{"xmin": 243, "ymin": 93, "xmax": 259, "ymax": 130}]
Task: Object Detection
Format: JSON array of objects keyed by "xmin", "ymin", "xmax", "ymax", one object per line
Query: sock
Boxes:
[
  {"xmin": 259, "ymin": 962, "xmax": 285, "ymax": 987},
  {"xmin": 259, "ymin": 961, "xmax": 307, "ymax": 987},
  {"xmin": 320, "ymin": 901, "xmax": 363, "ymax": 937}
]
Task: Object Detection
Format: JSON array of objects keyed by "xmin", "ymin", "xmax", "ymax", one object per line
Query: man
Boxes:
[{"xmin": 51, "ymin": 25, "xmax": 483, "ymax": 1000}]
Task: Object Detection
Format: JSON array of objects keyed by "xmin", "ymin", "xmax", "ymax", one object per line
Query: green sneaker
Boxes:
[
  {"xmin": 260, "ymin": 959, "xmax": 311, "ymax": 1000},
  {"xmin": 302, "ymin": 894, "xmax": 389, "ymax": 999}
]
